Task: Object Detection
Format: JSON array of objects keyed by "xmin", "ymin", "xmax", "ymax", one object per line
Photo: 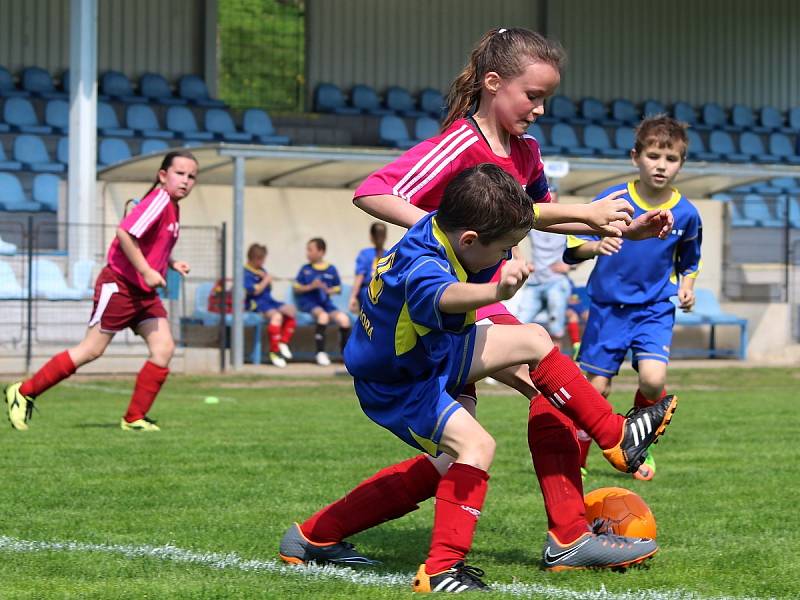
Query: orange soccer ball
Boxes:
[{"xmin": 584, "ymin": 487, "xmax": 657, "ymax": 539}]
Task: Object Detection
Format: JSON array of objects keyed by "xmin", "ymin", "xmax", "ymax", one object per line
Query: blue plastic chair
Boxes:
[
  {"xmin": 378, "ymin": 115, "xmax": 415, "ymax": 149},
  {"xmin": 739, "ymin": 132, "xmax": 777, "ymax": 163},
  {"xmin": 788, "ymin": 107, "xmax": 800, "ymax": 132},
  {"xmin": 193, "ymin": 281, "xmax": 264, "ymax": 364},
  {"xmin": 673, "ymin": 101, "xmax": 704, "ymax": 129},
  {"xmin": 579, "ymin": 97, "xmax": 608, "ymax": 123},
  {"xmin": 701, "ymin": 102, "xmax": 736, "ymax": 131},
  {"xmin": 139, "ymin": 73, "xmax": 186, "ymax": 105},
  {"xmin": 526, "ymin": 123, "xmax": 560, "ymax": 155},
  {"xmin": 21, "ymin": 67, "xmax": 65, "ymax": 99},
  {"xmin": 772, "ymin": 195, "xmax": 800, "ymax": 228},
  {"xmin": 3, "ymin": 97, "xmax": 53, "ymax": 134},
  {"xmin": 314, "ymin": 83, "xmax": 360, "ymax": 115},
  {"xmin": 741, "ymin": 194, "xmax": 782, "ymax": 227},
  {"xmin": 550, "ymin": 123, "xmax": 594, "ymax": 156},
  {"xmin": 708, "ymin": 131, "xmax": 748, "ymax": 162},
  {"xmin": 614, "ymin": 126, "xmax": 635, "ymax": 153},
  {"xmin": 0, "ymin": 141, "xmax": 22, "ymax": 171},
  {"xmin": 768, "ymin": 133, "xmax": 800, "ymax": 165},
  {"xmin": 13, "ymin": 135, "xmax": 65, "ymax": 172},
  {"xmin": 100, "ymin": 71, "xmax": 147, "ymax": 103},
  {"xmin": 759, "ymin": 106, "xmax": 786, "ymax": 132},
  {"xmin": 241, "ymin": 109, "xmax": 290, "ymax": 145},
  {"xmin": 97, "ymin": 102, "xmax": 134, "ymax": 137},
  {"xmin": 725, "ymin": 197, "xmax": 757, "ymax": 227},
  {"xmin": 126, "ymin": 105, "xmax": 175, "ymax": 139},
  {"xmin": 56, "ymin": 137, "xmax": 68, "ymax": 164},
  {"xmin": 0, "ymin": 66, "xmax": 29, "ymax": 98},
  {"xmin": 70, "ymin": 259, "xmax": 96, "ymax": 298},
  {"xmin": 351, "ymin": 84, "xmax": 393, "ymax": 116},
  {"xmin": 385, "ymin": 86, "xmax": 427, "ymax": 117},
  {"xmin": 32, "ymin": 173, "xmax": 60, "ymax": 212},
  {"xmin": 686, "ymin": 129, "xmax": 720, "ymax": 161},
  {"xmin": 584, "ymin": 125, "xmax": 627, "ymax": 157},
  {"xmin": 32, "ymin": 258, "xmax": 85, "ymax": 299},
  {"xmin": 205, "ymin": 108, "xmax": 253, "ymax": 142},
  {"xmin": 44, "ymin": 99, "xmax": 69, "ymax": 134},
  {"xmin": 767, "ymin": 177, "xmax": 800, "ymax": 194},
  {"xmin": 732, "ymin": 104, "xmax": 768, "ymax": 133},
  {"xmin": 419, "ymin": 88, "xmax": 445, "ymax": 118},
  {"xmin": 140, "ymin": 138, "xmax": 170, "ymax": 155},
  {"xmin": 0, "ymin": 261, "xmax": 26, "ymax": 299},
  {"xmin": 98, "ymin": 138, "xmax": 132, "ymax": 167},
  {"xmin": 611, "ymin": 99, "xmax": 638, "ymax": 124},
  {"xmin": 166, "ymin": 106, "xmax": 215, "ymax": 141},
  {"xmin": 0, "ymin": 172, "xmax": 42, "ymax": 212},
  {"xmin": 690, "ymin": 288, "xmax": 748, "ymax": 359},
  {"xmin": 549, "ymin": 95, "xmax": 584, "ymax": 123},
  {"xmin": 177, "ymin": 75, "xmax": 225, "ymax": 107},
  {"xmin": 643, "ymin": 99, "xmax": 666, "ymax": 117},
  {"xmin": 414, "ymin": 116, "xmax": 439, "ymax": 141}
]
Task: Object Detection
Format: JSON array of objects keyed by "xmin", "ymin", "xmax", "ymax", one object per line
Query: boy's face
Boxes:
[
  {"xmin": 456, "ymin": 228, "xmax": 529, "ymax": 273},
  {"xmin": 250, "ymin": 254, "xmax": 265, "ymax": 269},
  {"xmin": 632, "ymin": 142, "xmax": 685, "ymax": 191},
  {"xmin": 306, "ymin": 242, "xmax": 324, "ymax": 263}
]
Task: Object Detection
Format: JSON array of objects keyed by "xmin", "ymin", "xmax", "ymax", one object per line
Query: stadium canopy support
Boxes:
[{"xmin": 98, "ymin": 144, "xmax": 800, "ymax": 369}]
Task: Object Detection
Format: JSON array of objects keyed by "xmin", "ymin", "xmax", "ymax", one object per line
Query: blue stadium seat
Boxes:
[
  {"xmin": 708, "ymin": 131, "xmax": 748, "ymax": 162},
  {"xmin": 710, "ymin": 192, "xmax": 732, "ymax": 201},
  {"xmin": 673, "ymin": 101, "xmax": 704, "ymax": 130},
  {"xmin": 70, "ymin": 259, "xmax": 96, "ymax": 298},
  {"xmin": 0, "ymin": 235, "xmax": 16, "ymax": 254},
  {"xmin": 0, "ymin": 141, "xmax": 22, "ymax": 171},
  {"xmin": 351, "ymin": 85, "xmax": 393, "ymax": 116},
  {"xmin": 0, "ymin": 260, "xmax": 26, "ymax": 299},
  {"xmin": 177, "ymin": 75, "xmax": 226, "ymax": 107},
  {"xmin": 21, "ymin": 67, "xmax": 65, "ymax": 99},
  {"xmin": 314, "ymin": 83, "xmax": 360, "ymax": 115},
  {"xmin": 3, "ymin": 97, "xmax": 53, "ymax": 133},
  {"xmin": 768, "ymin": 133, "xmax": 800, "ymax": 165},
  {"xmin": 759, "ymin": 106, "xmax": 787, "ymax": 132},
  {"xmin": 526, "ymin": 123, "xmax": 561, "ymax": 155},
  {"xmin": 579, "ymin": 97, "xmax": 609, "ymax": 124},
  {"xmin": 549, "ymin": 95, "xmax": 587, "ymax": 124},
  {"xmin": 610, "ymin": 99, "xmax": 638, "ymax": 125},
  {"xmin": 738, "ymin": 131, "xmax": 778, "ymax": 163},
  {"xmin": 774, "ymin": 195, "xmax": 800, "ymax": 228},
  {"xmin": 139, "ymin": 73, "xmax": 187, "ymax": 105},
  {"xmin": 550, "ymin": 123, "xmax": 594, "ymax": 156},
  {"xmin": 385, "ymin": 86, "xmax": 427, "ymax": 117},
  {"xmin": 98, "ymin": 138, "xmax": 132, "ymax": 167},
  {"xmin": 378, "ymin": 115, "xmax": 415, "ymax": 149},
  {"xmin": 0, "ymin": 172, "xmax": 42, "ymax": 212},
  {"xmin": 32, "ymin": 173, "xmax": 60, "ymax": 212},
  {"xmin": 686, "ymin": 129, "xmax": 720, "ymax": 161},
  {"xmin": 44, "ymin": 99, "xmax": 69, "ymax": 134},
  {"xmin": 98, "ymin": 101, "xmax": 135, "ymax": 137},
  {"xmin": 788, "ymin": 107, "xmax": 800, "ymax": 132},
  {"xmin": 614, "ymin": 126, "xmax": 635, "ymax": 153},
  {"xmin": 242, "ymin": 108, "xmax": 290, "ymax": 145},
  {"xmin": 767, "ymin": 177, "xmax": 800, "ymax": 194},
  {"xmin": 204, "ymin": 108, "xmax": 253, "ymax": 142},
  {"xmin": 701, "ymin": 102, "xmax": 738, "ymax": 131},
  {"xmin": 732, "ymin": 104, "xmax": 768, "ymax": 133},
  {"xmin": 100, "ymin": 71, "xmax": 147, "ymax": 103},
  {"xmin": 673, "ymin": 288, "xmax": 747, "ymax": 359},
  {"xmin": 642, "ymin": 100, "xmax": 666, "ymax": 117},
  {"xmin": 61, "ymin": 69, "xmax": 71, "ymax": 96},
  {"xmin": 140, "ymin": 138, "xmax": 170, "ymax": 154},
  {"xmin": 166, "ymin": 106, "xmax": 215, "ymax": 140},
  {"xmin": 414, "ymin": 116, "xmax": 439, "ymax": 141},
  {"xmin": 126, "ymin": 105, "xmax": 175, "ymax": 139},
  {"xmin": 721, "ymin": 196, "xmax": 757, "ymax": 227},
  {"xmin": 584, "ymin": 125, "xmax": 627, "ymax": 157},
  {"xmin": 750, "ymin": 179, "xmax": 783, "ymax": 195},
  {"xmin": 13, "ymin": 135, "xmax": 65, "ymax": 172},
  {"xmin": 32, "ymin": 258, "xmax": 84, "ymax": 299},
  {"xmin": 0, "ymin": 66, "xmax": 29, "ymax": 98},
  {"xmin": 741, "ymin": 194, "xmax": 782, "ymax": 227},
  {"xmin": 56, "ymin": 137, "xmax": 68, "ymax": 165},
  {"xmin": 419, "ymin": 88, "xmax": 445, "ymax": 118}
]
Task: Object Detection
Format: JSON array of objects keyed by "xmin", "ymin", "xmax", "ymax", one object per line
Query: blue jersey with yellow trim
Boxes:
[
  {"xmin": 294, "ymin": 262, "xmax": 342, "ymax": 305},
  {"xmin": 244, "ymin": 264, "xmax": 274, "ymax": 308},
  {"xmin": 345, "ymin": 212, "xmax": 496, "ymax": 384},
  {"xmin": 354, "ymin": 247, "xmax": 384, "ymax": 296},
  {"xmin": 566, "ymin": 181, "xmax": 702, "ymax": 305}
]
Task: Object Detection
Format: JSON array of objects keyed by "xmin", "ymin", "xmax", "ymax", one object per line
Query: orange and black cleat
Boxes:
[{"xmin": 603, "ymin": 395, "xmax": 678, "ymax": 473}]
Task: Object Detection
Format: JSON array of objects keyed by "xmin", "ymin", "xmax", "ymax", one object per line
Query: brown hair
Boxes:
[
  {"xmin": 634, "ymin": 115, "xmax": 689, "ymax": 158},
  {"xmin": 141, "ymin": 150, "xmax": 198, "ymax": 199},
  {"xmin": 247, "ymin": 243, "xmax": 267, "ymax": 261},
  {"xmin": 308, "ymin": 237, "xmax": 326, "ymax": 253},
  {"xmin": 443, "ymin": 27, "xmax": 566, "ymax": 130},
  {"xmin": 437, "ymin": 163, "xmax": 535, "ymax": 243}
]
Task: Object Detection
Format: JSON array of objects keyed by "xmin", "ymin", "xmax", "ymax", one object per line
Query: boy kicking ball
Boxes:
[{"xmin": 279, "ymin": 164, "xmax": 677, "ymax": 591}]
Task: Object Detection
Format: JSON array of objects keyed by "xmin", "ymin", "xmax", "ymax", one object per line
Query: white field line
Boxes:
[
  {"xmin": 61, "ymin": 382, "xmax": 238, "ymax": 403},
  {"xmin": 0, "ymin": 535, "xmax": 770, "ymax": 600}
]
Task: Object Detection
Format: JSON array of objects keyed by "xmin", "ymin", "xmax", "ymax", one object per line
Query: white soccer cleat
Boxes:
[
  {"xmin": 278, "ymin": 342, "xmax": 293, "ymax": 360},
  {"xmin": 315, "ymin": 351, "xmax": 331, "ymax": 366}
]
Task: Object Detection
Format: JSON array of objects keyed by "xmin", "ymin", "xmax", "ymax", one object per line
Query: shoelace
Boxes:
[
  {"xmin": 453, "ymin": 564, "xmax": 487, "ymax": 588},
  {"xmin": 142, "ymin": 416, "xmax": 158, "ymax": 424},
  {"xmin": 25, "ymin": 398, "xmax": 37, "ymax": 422},
  {"xmin": 590, "ymin": 518, "xmax": 642, "ymax": 546}
]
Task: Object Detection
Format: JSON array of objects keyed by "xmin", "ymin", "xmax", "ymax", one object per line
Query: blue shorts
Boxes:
[
  {"xmin": 578, "ymin": 299, "xmax": 675, "ymax": 377},
  {"xmin": 249, "ymin": 296, "xmax": 284, "ymax": 313},
  {"xmin": 353, "ymin": 329, "xmax": 476, "ymax": 457},
  {"xmin": 297, "ymin": 298, "xmax": 338, "ymax": 314}
]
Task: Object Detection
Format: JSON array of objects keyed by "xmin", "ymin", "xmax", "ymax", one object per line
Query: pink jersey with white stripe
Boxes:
[
  {"xmin": 354, "ymin": 118, "xmax": 551, "ymax": 210},
  {"xmin": 107, "ymin": 187, "xmax": 180, "ymax": 293}
]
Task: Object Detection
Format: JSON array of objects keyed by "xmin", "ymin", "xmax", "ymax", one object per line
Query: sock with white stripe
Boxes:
[{"xmin": 529, "ymin": 348, "xmax": 624, "ymax": 450}]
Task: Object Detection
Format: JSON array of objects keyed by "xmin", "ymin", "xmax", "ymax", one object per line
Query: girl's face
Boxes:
[
  {"xmin": 159, "ymin": 157, "xmax": 198, "ymax": 200},
  {"xmin": 487, "ymin": 61, "xmax": 560, "ymax": 137}
]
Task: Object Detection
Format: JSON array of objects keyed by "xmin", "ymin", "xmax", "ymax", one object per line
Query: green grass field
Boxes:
[{"xmin": 1, "ymin": 367, "xmax": 797, "ymax": 599}]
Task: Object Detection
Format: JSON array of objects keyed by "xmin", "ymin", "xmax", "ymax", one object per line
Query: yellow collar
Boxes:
[
  {"xmin": 627, "ymin": 181, "xmax": 681, "ymax": 211},
  {"xmin": 431, "ymin": 217, "xmax": 468, "ymax": 282},
  {"xmin": 311, "ymin": 262, "xmax": 330, "ymax": 271},
  {"xmin": 244, "ymin": 264, "xmax": 264, "ymax": 275}
]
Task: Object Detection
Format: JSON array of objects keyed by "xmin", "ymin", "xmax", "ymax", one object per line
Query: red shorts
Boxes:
[
  {"xmin": 88, "ymin": 266, "xmax": 167, "ymax": 333},
  {"xmin": 460, "ymin": 311, "xmax": 523, "ymax": 400}
]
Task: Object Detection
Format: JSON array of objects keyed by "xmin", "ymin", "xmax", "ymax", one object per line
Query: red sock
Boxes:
[
  {"xmin": 577, "ymin": 429, "xmax": 592, "ymax": 469},
  {"xmin": 528, "ymin": 395, "xmax": 589, "ymax": 545},
  {"xmin": 634, "ymin": 388, "xmax": 666, "ymax": 409},
  {"xmin": 20, "ymin": 350, "xmax": 76, "ymax": 397},
  {"xmin": 567, "ymin": 321, "xmax": 581, "ymax": 345},
  {"xmin": 123, "ymin": 361, "xmax": 169, "ymax": 422},
  {"xmin": 301, "ymin": 454, "xmax": 441, "ymax": 543},
  {"xmin": 268, "ymin": 323, "xmax": 281, "ymax": 353},
  {"xmin": 426, "ymin": 463, "xmax": 489, "ymax": 574},
  {"xmin": 280, "ymin": 316, "xmax": 296, "ymax": 343},
  {"xmin": 529, "ymin": 348, "xmax": 624, "ymax": 450}
]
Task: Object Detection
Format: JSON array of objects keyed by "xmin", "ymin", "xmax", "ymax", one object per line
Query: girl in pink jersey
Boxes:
[
  {"xmin": 280, "ymin": 28, "xmax": 676, "ymax": 574},
  {"xmin": 5, "ymin": 150, "xmax": 198, "ymax": 432}
]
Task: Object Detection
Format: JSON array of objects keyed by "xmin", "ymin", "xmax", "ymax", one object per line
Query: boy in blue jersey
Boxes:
[
  {"xmin": 280, "ymin": 164, "xmax": 678, "ymax": 590},
  {"xmin": 565, "ymin": 116, "xmax": 701, "ymax": 481},
  {"xmin": 294, "ymin": 237, "xmax": 351, "ymax": 366}
]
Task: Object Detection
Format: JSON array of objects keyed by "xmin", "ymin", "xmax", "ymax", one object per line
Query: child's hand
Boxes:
[
  {"xmin": 623, "ymin": 209, "xmax": 675, "ymax": 240},
  {"xmin": 172, "ymin": 261, "xmax": 191, "ymax": 276},
  {"xmin": 678, "ymin": 287, "xmax": 695, "ymax": 312},
  {"xmin": 595, "ymin": 237, "xmax": 623, "ymax": 256},
  {"xmin": 144, "ymin": 268, "xmax": 166, "ymax": 288},
  {"xmin": 586, "ymin": 190, "xmax": 634, "ymax": 236},
  {"xmin": 348, "ymin": 296, "xmax": 360, "ymax": 313},
  {"xmin": 311, "ymin": 279, "xmax": 325, "ymax": 289},
  {"xmin": 496, "ymin": 259, "xmax": 533, "ymax": 301}
]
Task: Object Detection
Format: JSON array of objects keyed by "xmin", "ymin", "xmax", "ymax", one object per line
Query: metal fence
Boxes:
[{"xmin": 0, "ymin": 218, "xmax": 225, "ymax": 371}]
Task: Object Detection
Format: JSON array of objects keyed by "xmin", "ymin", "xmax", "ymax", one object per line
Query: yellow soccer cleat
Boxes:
[
  {"xmin": 4, "ymin": 382, "xmax": 34, "ymax": 431},
  {"xmin": 120, "ymin": 416, "xmax": 161, "ymax": 432}
]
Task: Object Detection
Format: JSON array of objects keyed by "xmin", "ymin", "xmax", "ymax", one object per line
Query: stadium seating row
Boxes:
[
  {"xmin": 315, "ymin": 83, "xmax": 444, "ymax": 119},
  {"xmin": 0, "ymin": 66, "xmax": 224, "ymax": 107},
  {"xmin": 0, "ymin": 172, "xmax": 59, "ymax": 212},
  {"xmin": 711, "ymin": 193, "xmax": 800, "ymax": 228},
  {"xmin": 0, "ymin": 257, "xmax": 94, "ymax": 299}
]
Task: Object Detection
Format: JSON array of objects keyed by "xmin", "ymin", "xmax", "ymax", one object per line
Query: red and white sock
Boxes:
[
  {"xmin": 528, "ymin": 394, "xmax": 589, "ymax": 545},
  {"xmin": 280, "ymin": 316, "xmax": 296, "ymax": 344},
  {"xmin": 529, "ymin": 348, "xmax": 624, "ymax": 450},
  {"xmin": 567, "ymin": 321, "xmax": 581, "ymax": 345},
  {"xmin": 577, "ymin": 429, "xmax": 592, "ymax": 469},
  {"xmin": 123, "ymin": 361, "xmax": 169, "ymax": 422},
  {"xmin": 20, "ymin": 350, "xmax": 76, "ymax": 398},
  {"xmin": 268, "ymin": 323, "xmax": 281, "ymax": 353},
  {"xmin": 634, "ymin": 388, "xmax": 666, "ymax": 409},
  {"xmin": 425, "ymin": 463, "xmax": 489, "ymax": 574},
  {"xmin": 300, "ymin": 454, "xmax": 441, "ymax": 543}
]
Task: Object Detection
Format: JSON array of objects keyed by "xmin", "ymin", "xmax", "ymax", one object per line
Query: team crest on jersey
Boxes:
[{"xmin": 167, "ymin": 222, "xmax": 180, "ymax": 237}]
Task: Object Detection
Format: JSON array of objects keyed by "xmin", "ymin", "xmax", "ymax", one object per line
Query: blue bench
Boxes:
[{"xmin": 672, "ymin": 288, "xmax": 747, "ymax": 359}]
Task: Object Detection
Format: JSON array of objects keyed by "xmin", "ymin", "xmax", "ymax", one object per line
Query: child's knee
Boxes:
[
  {"xmin": 316, "ymin": 312, "xmax": 329, "ymax": 325},
  {"xmin": 639, "ymin": 376, "xmax": 665, "ymax": 399},
  {"xmin": 523, "ymin": 323, "xmax": 555, "ymax": 356}
]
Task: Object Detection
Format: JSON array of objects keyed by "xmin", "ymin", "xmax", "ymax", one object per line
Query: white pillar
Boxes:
[
  {"xmin": 231, "ymin": 155, "xmax": 246, "ymax": 369},
  {"xmin": 67, "ymin": 0, "xmax": 97, "ymax": 260}
]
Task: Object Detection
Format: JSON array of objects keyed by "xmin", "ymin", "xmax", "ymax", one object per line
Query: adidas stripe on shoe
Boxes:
[{"xmin": 603, "ymin": 395, "xmax": 677, "ymax": 473}]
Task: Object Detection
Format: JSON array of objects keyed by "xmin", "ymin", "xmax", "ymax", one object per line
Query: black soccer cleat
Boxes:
[
  {"xmin": 603, "ymin": 395, "xmax": 678, "ymax": 473},
  {"xmin": 412, "ymin": 561, "xmax": 490, "ymax": 593},
  {"xmin": 278, "ymin": 522, "xmax": 378, "ymax": 566}
]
